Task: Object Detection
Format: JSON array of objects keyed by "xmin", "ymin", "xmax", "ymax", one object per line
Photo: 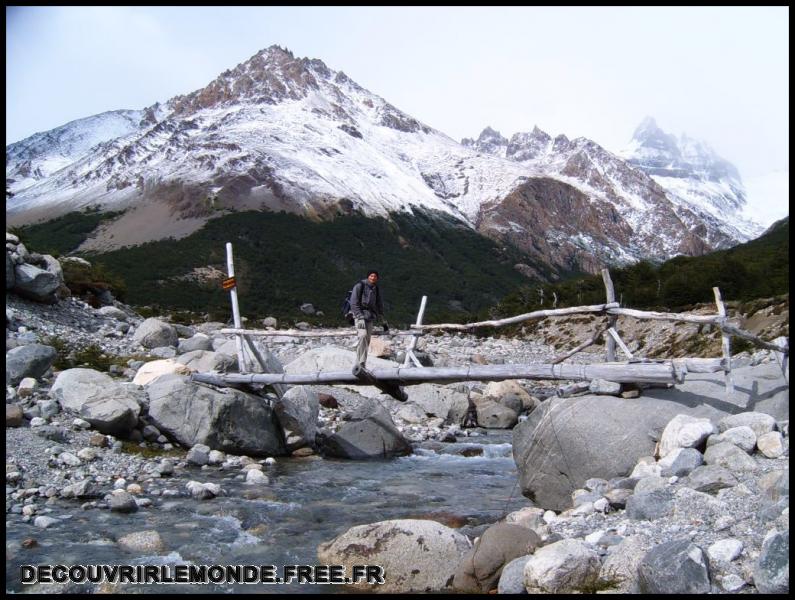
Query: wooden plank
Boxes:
[
  {"xmin": 225, "ymin": 243, "xmax": 248, "ymax": 373},
  {"xmin": 403, "ymin": 295, "xmax": 428, "ymax": 368},
  {"xmin": 602, "ymin": 269, "xmax": 617, "ymax": 362},
  {"xmin": 417, "ymin": 303, "xmax": 617, "ymax": 331},
  {"xmin": 191, "ymin": 361, "xmax": 680, "ymax": 387},
  {"xmin": 220, "ymin": 328, "xmax": 422, "ymax": 338},
  {"xmin": 551, "ymin": 327, "xmax": 607, "ymax": 365},
  {"xmin": 607, "ymin": 327, "xmax": 634, "ymax": 359},
  {"xmin": 713, "ymin": 287, "xmax": 734, "ymax": 394},
  {"xmin": 607, "ymin": 307, "xmax": 723, "ymax": 324}
]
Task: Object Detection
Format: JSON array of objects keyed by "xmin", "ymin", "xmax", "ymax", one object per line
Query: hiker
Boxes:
[{"xmin": 350, "ymin": 270, "xmax": 388, "ymax": 373}]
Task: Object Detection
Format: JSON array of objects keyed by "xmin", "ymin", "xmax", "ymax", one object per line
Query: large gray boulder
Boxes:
[
  {"xmin": 6, "ymin": 252, "xmax": 15, "ymax": 289},
  {"xmin": 753, "ymin": 530, "xmax": 789, "ymax": 594},
  {"xmin": 6, "ymin": 344, "xmax": 57, "ymax": 386},
  {"xmin": 273, "ymin": 386, "xmax": 319, "ymax": 451},
  {"xmin": 317, "ymin": 402, "xmax": 411, "ymax": 459},
  {"xmin": 452, "ymin": 522, "xmax": 540, "ymax": 592},
  {"xmin": 146, "ymin": 374, "xmax": 286, "ymax": 456},
  {"xmin": 405, "ymin": 384, "xmax": 470, "ymax": 424},
  {"xmin": 176, "ymin": 350, "xmax": 237, "ymax": 373},
  {"xmin": 523, "ymin": 538, "xmax": 601, "ymax": 593},
  {"xmin": 511, "ymin": 362, "xmax": 783, "ymax": 511},
  {"xmin": 132, "ymin": 318, "xmax": 178, "ymax": 349},
  {"xmin": 638, "ymin": 539, "xmax": 711, "ymax": 594},
  {"xmin": 317, "ymin": 519, "xmax": 472, "ymax": 593},
  {"xmin": 50, "ymin": 368, "xmax": 115, "ymax": 412},
  {"xmin": 78, "ymin": 385, "xmax": 143, "ymax": 435},
  {"xmin": 12, "ymin": 262, "xmax": 61, "ymax": 302}
]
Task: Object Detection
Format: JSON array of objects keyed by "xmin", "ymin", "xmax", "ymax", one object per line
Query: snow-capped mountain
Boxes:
[
  {"xmin": 6, "ymin": 46, "xmax": 760, "ymax": 275},
  {"xmin": 620, "ymin": 116, "xmax": 762, "ymax": 241}
]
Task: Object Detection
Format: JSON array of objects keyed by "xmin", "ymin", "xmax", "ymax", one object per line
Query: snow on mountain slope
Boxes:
[{"xmin": 5, "ymin": 46, "xmax": 759, "ymax": 275}]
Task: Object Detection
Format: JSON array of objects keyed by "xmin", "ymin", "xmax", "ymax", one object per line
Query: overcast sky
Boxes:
[{"xmin": 6, "ymin": 6, "xmax": 789, "ymax": 224}]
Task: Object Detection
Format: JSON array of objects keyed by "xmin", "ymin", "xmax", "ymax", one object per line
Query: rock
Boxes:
[
  {"xmin": 625, "ymin": 488, "xmax": 675, "ymax": 521},
  {"xmin": 13, "ymin": 263, "xmax": 60, "ymax": 302},
  {"xmin": 718, "ymin": 411, "xmax": 776, "ymax": 438},
  {"xmin": 504, "ymin": 506, "xmax": 546, "ymax": 531},
  {"xmin": 6, "ymin": 344, "xmax": 57, "ymax": 387},
  {"xmin": 317, "ymin": 519, "xmax": 471, "ymax": 593},
  {"xmin": 497, "ymin": 554, "xmax": 532, "ymax": 594},
  {"xmin": 108, "ymin": 490, "xmax": 138, "ymax": 513},
  {"xmin": 33, "ymin": 516, "xmax": 60, "ymax": 529},
  {"xmin": 147, "ymin": 374, "xmax": 286, "ymax": 456},
  {"xmin": 177, "ymin": 334, "xmax": 214, "ymax": 354},
  {"xmin": 658, "ymin": 447, "xmax": 704, "ymax": 477},
  {"xmin": 317, "ymin": 402, "xmax": 411, "ymax": 459},
  {"xmin": 757, "ymin": 431, "xmax": 785, "ymax": 458},
  {"xmin": 512, "ymin": 393, "xmax": 734, "ymax": 511},
  {"xmin": 132, "ymin": 359, "xmax": 194, "ymax": 386},
  {"xmin": 658, "ymin": 414, "xmax": 716, "ymax": 458},
  {"xmin": 484, "ymin": 380, "xmax": 537, "ymax": 412},
  {"xmin": 753, "ymin": 529, "xmax": 789, "ymax": 594},
  {"xmin": 588, "ymin": 379, "xmax": 622, "ymax": 395},
  {"xmin": 97, "ymin": 306, "xmax": 128, "ymax": 321},
  {"xmin": 50, "ymin": 368, "xmax": 114, "ymax": 412},
  {"xmin": 245, "ymin": 470, "xmax": 269, "ymax": 484},
  {"xmin": 452, "ymin": 522, "xmax": 541, "ymax": 592},
  {"xmin": 703, "ymin": 441, "xmax": 758, "ymax": 472},
  {"xmin": 78, "ymin": 385, "xmax": 143, "ymax": 436},
  {"xmin": 638, "ymin": 539, "xmax": 711, "ymax": 594},
  {"xmin": 707, "ymin": 539, "xmax": 743, "ymax": 563},
  {"xmin": 598, "ymin": 536, "xmax": 650, "ymax": 593},
  {"xmin": 476, "ymin": 399, "xmax": 518, "ymax": 429},
  {"xmin": 176, "ymin": 350, "xmax": 237, "ymax": 373},
  {"xmin": 117, "ymin": 530, "xmax": 166, "ymax": 554},
  {"xmin": 273, "ymin": 386, "xmax": 319, "ymax": 451},
  {"xmin": 132, "ymin": 318, "xmax": 178, "ymax": 349},
  {"xmin": 711, "ymin": 426, "xmax": 756, "ymax": 453},
  {"xmin": 6, "ymin": 404, "xmax": 24, "ymax": 427},
  {"xmin": 187, "ymin": 444, "xmax": 211, "ymax": 466},
  {"xmin": 684, "ymin": 464, "xmax": 739, "ymax": 494},
  {"xmin": 405, "ymin": 384, "xmax": 470, "ymax": 424},
  {"xmin": 284, "ymin": 346, "xmax": 398, "ymax": 397},
  {"xmin": 523, "ymin": 538, "xmax": 600, "ymax": 593}
]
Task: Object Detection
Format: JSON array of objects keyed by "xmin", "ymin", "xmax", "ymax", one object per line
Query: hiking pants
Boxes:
[{"xmin": 355, "ymin": 319, "xmax": 373, "ymax": 367}]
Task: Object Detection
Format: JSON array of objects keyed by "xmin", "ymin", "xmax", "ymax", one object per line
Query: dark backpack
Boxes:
[{"xmin": 341, "ymin": 282, "xmax": 363, "ymax": 324}]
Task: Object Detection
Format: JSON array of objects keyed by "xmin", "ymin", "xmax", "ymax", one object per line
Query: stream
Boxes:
[{"xmin": 5, "ymin": 431, "xmax": 527, "ymax": 593}]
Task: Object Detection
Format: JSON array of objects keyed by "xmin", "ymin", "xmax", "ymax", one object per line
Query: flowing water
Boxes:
[{"xmin": 6, "ymin": 431, "xmax": 527, "ymax": 593}]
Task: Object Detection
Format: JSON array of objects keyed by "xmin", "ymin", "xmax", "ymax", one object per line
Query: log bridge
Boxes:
[{"xmin": 190, "ymin": 244, "xmax": 789, "ymax": 400}]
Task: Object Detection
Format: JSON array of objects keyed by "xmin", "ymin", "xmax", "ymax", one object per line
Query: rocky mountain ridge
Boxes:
[{"xmin": 7, "ymin": 45, "xmax": 763, "ymax": 275}]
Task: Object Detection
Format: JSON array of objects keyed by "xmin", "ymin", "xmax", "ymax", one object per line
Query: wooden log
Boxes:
[
  {"xmin": 417, "ymin": 303, "xmax": 618, "ymax": 331},
  {"xmin": 718, "ymin": 324, "xmax": 790, "ymax": 353},
  {"xmin": 225, "ymin": 243, "xmax": 248, "ymax": 373},
  {"xmin": 713, "ymin": 287, "xmax": 734, "ymax": 394},
  {"xmin": 672, "ymin": 358, "xmax": 726, "ymax": 373},
  {"xmin": 606, "ymin": 307, "xmax": 723, "ymax": 324},
  {"xmin": 607, "ymin": 327, "xmax": 633, "ymax": 359},
  {"xmin": 241, "ymin": 334, "xmax": 288, "ymax": 399},
  {"xmin": 403, "ymin": 295, "xmax": 428, "ymax": 368},
  {"xmin": 551, "ymin": 327, "xmax": 608, "ymax": 364},
  {"xmin": 191, "ymin": 361, "xmax": 680, "ymax": 387},
  {"xmin": 602, "ymin": 269, "xmax": 617, "ymax": 362},
  {"xmin": 219, "ymin": 328, "xmax": 422, "ymax": 338}
]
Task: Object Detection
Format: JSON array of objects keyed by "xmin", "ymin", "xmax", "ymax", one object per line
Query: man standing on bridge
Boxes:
[{"xmin": 350, "ymin": 270, "xmax": 388, "ymax": 374}]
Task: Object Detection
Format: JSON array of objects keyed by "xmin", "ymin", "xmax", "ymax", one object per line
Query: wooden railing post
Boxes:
[
  {"xmin": 226, "ymin": 242, "xmax": 248, "ymax": 373},
  {"xmin": 403, "ymin": 295, "xmax": 428, "ymax": 368},
  {"xmin": 713, "ymin": 287, "xmax": 734, "ymax": 394},
  {"xmin": 601, "ymin": 269, "xmax": 617, "ymax": 362}
]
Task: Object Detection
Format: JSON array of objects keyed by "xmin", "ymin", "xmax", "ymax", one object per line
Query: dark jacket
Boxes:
[{"xmin": 350, "ymin": 279, "xmax": 384, "ymax": 322}]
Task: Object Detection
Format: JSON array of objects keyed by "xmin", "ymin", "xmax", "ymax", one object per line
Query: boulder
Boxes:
[
  {"xmin": 12, "ymin": 263, "xmax": 60, "ymax": 302},
  {"xmin": 285, "ymin": 346, "xmax": 399, "ymax": 397},
  {"xmin": 6, "ymin": 252, "xmax": 15, "ymax": 289},
  {"xmin": 132, "ymin": 359, "xmax": 194, "ymax": 386},
  {"xmin": 176, "ymin": 350, "xmax": 237, "ymax": 373},
  {"xmin": 317, "ymin": 402, "xmax": 411, "ymax": 459},
  {"xmin": 497, "ymin": 554, "xmax": 532, "ymax": 594},
  {"xmin": 78, "ymin": 385, "xmax": 143, "ymax": 435},
  {"xmin": 317, "ymin": 519, "xmax": 471, "ymax": 593},
  {"xmin": 658, "ymin": 414, "xmax": 716, "ymax": 457},
  {"xmin": 753, "ymin": 530, "xmax": 789, "ymax": 594},
  {"xmin": 96, "ymin": 305, "xmax": 128, "ymax": 321},
  {"xmin": 50, "ymin": 368, "xmax": 115, "ymax": 413},
  {"xmin": 476, "ymin": 399, "xmax": 518, "ymax": 429},
  {"xmin": 523, "ymin": 538, "xmax": 601, "ymax": 593},
  {"xmin": 638, "ymin": 539, "xmax": 711, "ymax": 594},
  {"xmin": 147, "ymin": 374, "xmax": 286, "ymax": 456},
  {"xmin": 132, "ymin": 318, "xmax": 178, "ymax": 349},
  {"xmin": 273, "ymin": 386, "xmax": 319, "ymax": 451},
  {"xmin": 452, "ymin": 522, "xmax": 540, "ymax": 592},
  {"xmin": 6, "ymin": 344, "xmax": 57, "ymax": 386},
  {"xmin": 512, "ymin": 392, "xmax": 732, "ymax": 511},
  {"xmin": 405, "ymin": 384, "xmax": 470, "ymax": 424},
  {"xmin": 598, "ymin": 536, "xmax": 651, "ymax": 593},
  {"xmin": 177, "ymin": 334, "xmax": 214, "ymax": 354},
  {"xmin": 718, "ymin": 411, "xmax": 777, "ymax": 438}
]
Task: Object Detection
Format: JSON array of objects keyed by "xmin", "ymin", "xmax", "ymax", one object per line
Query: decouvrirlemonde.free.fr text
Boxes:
[{"xmin": 21, "ymin": 564, "xmax": 386, "ymax": 585}]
